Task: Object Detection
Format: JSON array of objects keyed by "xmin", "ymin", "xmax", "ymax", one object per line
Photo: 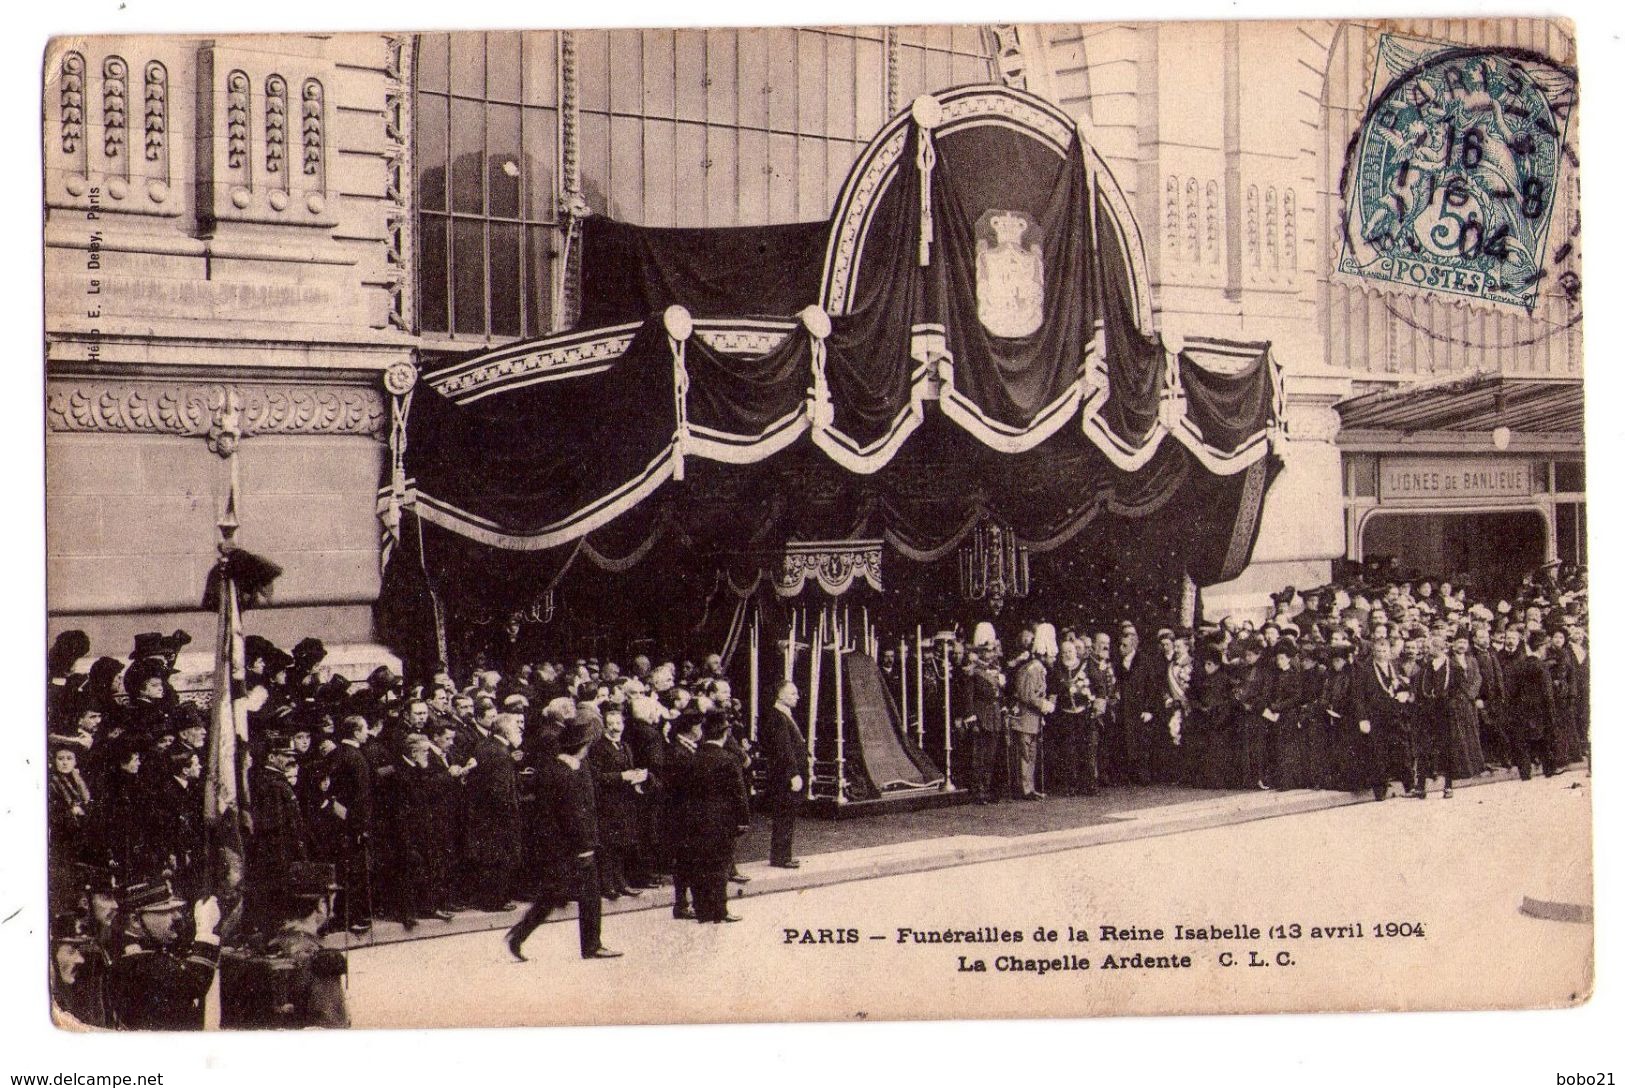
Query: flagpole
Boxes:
[{"xmin": 202, "ymin": 438, "xmax": 241, "ymax": 1031}]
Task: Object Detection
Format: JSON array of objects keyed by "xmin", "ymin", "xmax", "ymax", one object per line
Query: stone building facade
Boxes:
[{"xmin": 44, "ymin": 18, "xmax": 1583, "ymax": 661}]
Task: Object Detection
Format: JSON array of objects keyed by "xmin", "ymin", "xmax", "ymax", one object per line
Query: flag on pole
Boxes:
[
  {"xmin": 205, "ymin": 545, "xmax": 249, "ymax": 896},
  {"xmin": 199, "ymin": 470, "xmax": 280, "ymax": 1029}
]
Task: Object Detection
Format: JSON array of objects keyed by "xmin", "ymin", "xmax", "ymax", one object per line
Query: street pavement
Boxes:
[
  {"xmin": 335, "ymin": 776, "xmax": 1405, "ymax": 949},
  {"xmin": 344, "ymin": 769, "xmax": 1592, "ymax": 1028}
]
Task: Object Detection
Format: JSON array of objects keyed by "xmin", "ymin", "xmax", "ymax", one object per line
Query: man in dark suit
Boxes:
[
  {"xmin": 323, "ymin": 715, "xmax": 375, "ymax": 934},
  {"xmin": 1505, "ymin": 630, "xmax": 1559, "ymax": 779},
  {"xmin": 376, "ymin": 733, "xmax": 446, "ymax": 928},
  {"xmin": 663, "ymin": 711, "xmax": 703, "ymax": 919},
  {"xmin": 758, "ymin": 681, "xmax": 808, "ymax": 868},
  {"xmin": 505, "ymin": 715, "xmax": 622, "ymax": 961},
  {"xmin": 148, "ymin": 748, "xmax": 206, "ymax": 899},
  {"xmin": 1351, "ymin": 638, "xmax": 1414, "ymax": 800},
  {"xmin": 464, "ymin": 712, "xmax": 524, "ymax": 912},
  {"xmin": 688, "ymin": 712, "xmax": 751, "ymax": 923},
  {"xmin": 587, "ymin": 705, "xmax": 646, "ymax": 899}
]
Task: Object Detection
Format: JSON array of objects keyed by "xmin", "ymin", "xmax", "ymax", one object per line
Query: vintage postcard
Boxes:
[{"xmin": 40, "ymin": 14, "xmax": 1590, "ymax": 1033}]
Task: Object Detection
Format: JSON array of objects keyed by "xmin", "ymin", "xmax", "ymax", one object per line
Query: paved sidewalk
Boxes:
[{"xmin": 331, "ymin": 766, "xmax": 1533, "ymax": 950}]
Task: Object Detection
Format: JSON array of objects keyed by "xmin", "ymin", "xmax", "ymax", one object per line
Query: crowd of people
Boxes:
[
  {"xmin": 940, "ymin": 562, "xmax": 1589, "ymax": 805},
  {"xmin": 43, "ymin": 559, "xmax": 1587, "ymax": 1028},
  {"xmin": 44, "ymin": 633, "xmax": 808, "ymax": 1028}
]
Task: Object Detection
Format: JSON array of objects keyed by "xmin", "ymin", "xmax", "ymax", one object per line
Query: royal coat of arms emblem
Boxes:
[{"xmin": 976, "ymin": 210, "xmax": 1045, "ymax": 337}]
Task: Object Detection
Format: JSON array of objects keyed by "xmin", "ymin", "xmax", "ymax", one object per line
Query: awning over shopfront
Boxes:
[
  {"xmin": 1336, "ymin": 374, "xmax": 1584, "ymax": 450},
  {"xmin": 377, "ymin": 84, "xmax": 1286, "ymax": 655}
]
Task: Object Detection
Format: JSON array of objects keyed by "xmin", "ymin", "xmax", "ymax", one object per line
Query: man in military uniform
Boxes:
[
  {"xmin": 1010, "ymin": 627, "xmax": 1055, "ymax": 800},
  {"xmin": 106, "ymin": 881, "xmax": 222, "ymax": 1031},
  {"xmin": 50, "ymin": 912, "xmax": 108, "ymax": 1029},
  {"xmin": 246, "ymin": 735, "xmax": 308, "ymax": 937},
  {"xmin": 221, "ymin": 862, "xmax": 349, "ymax": 1029},
  {"xmin": 966, "ymin": 638, "xmax": 1007, "ymax": 804},
  {"xmin": 1084, "ymin": 632, "xmax": 1120, "ymax": 786}
]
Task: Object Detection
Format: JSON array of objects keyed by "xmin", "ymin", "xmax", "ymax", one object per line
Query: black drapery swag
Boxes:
[
  {"xmin": 382, "ymin": 84, "xmax": 1284, "ymax": 655},
  {"xmin": 930, "ymin": 127, "xmax": 1094, "ymax": 431},
  {"xmin": 578, "ymin": 217, "xmax": 830, "ymax": 327}
]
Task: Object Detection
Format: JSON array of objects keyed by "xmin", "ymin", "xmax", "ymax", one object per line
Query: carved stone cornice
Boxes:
[{"xmin": 46, "ymin": 379, "xmax": 386, "ymax": 439}]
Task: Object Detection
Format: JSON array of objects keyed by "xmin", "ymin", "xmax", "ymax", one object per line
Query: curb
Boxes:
[{"xmin": 337, "ymin": 765, "xmax": 1532, "ymax": 951}]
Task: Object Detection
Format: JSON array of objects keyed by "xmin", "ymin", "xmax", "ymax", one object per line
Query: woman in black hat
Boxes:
[
  {"xmin": 1266, "ymin": 638, "xmax": 1313, "ymax": 790},
  {"xmin": 1545, "ymin": 627, "xmax": 1582, "ymax": 769},
  {"xmin": 85, "ymin": 656, "xmax": 126, "ymax": 721},
  {"xmin": 1184, "ymin": 638, "xmax": 1233, "ymax": 789},
  {"xmin": 1413, "ymin": 632, "xmax": 1474, "ymax": 798}
]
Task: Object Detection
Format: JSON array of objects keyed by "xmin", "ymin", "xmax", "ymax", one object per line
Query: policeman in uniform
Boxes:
[
  {"xmin": 221, "ymin": 862, "xmax": 350, "ymax": 1029},
  {"xmin": 106, "ymin": 880, "xmax": 222, "ymax": 1031}
]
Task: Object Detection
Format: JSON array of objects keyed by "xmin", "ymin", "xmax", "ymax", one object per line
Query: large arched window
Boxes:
[{"xmin": 414, "ymin": 27, "xmax": 996, "ymax": 344}]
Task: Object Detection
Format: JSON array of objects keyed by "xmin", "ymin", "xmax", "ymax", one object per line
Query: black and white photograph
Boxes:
[{"xmin": 10, "ymin": 0, "xmax": 1616, "ymax": 1072}]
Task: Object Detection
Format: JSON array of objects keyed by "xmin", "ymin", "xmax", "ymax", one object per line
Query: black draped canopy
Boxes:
[{"xmin": 378, "ymin": 84, "xmax": 1283, "ymax": 663}]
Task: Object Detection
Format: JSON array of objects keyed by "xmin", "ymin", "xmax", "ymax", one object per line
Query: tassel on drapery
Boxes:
[
  {"xmin": 1156, "ymin": 333, "xmax": 1188, "ymax": 433},
  {"xmin": 802, "ymin": 303, "xmax": 833, "ymax": 431},
  {"xmin": 379, "ymin": 362, "xmax": 417, "ymax": 572},
  {"xmin": 664, "ymin": 305, "xmax": 693, "ymax": 481},
  {"xmin": 912, "ymin": 94, "xmax": 942, "ymax": 267}
]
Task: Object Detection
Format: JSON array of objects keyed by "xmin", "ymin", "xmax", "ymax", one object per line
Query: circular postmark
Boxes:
[{"xmin": 1338, "ymin": 43, "xmax": 1579, "ymax": 321}]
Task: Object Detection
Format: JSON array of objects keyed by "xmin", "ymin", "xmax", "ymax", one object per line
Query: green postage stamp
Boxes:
[{"xmin": 1337, "ymin": 33, "xmax": 1577, "ymax": 313}]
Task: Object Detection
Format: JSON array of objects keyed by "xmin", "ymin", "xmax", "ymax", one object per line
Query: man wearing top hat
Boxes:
[
  {"xmin": 505, "ymin": 711, "xmax": 622, "ymax": 961},
  {"xmin": 106, "ymin": 881, "xmax": 223, "ymax": 1030}
]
